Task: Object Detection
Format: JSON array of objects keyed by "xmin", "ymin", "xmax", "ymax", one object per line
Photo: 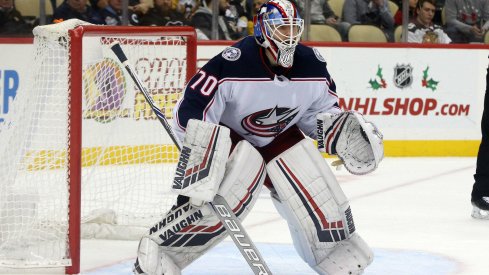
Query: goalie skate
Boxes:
[
  {"xmin": 471, "ymin": 197, "xmax": 489, "ymax": 220},
  {"xmin": 133, "ymin": 237, "xmax": 181, "ymax": 275}
]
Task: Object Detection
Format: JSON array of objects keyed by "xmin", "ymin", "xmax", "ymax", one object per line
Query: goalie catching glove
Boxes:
[
  {"xmin": 172, "ymin": 119, "xmax": 232, "ymax": 204},
  {"xmin": 317, "ymin": 111, "xmax": 384, "ymax": 175}
]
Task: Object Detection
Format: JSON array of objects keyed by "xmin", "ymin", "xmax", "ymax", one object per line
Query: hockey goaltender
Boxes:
[{"xmin": 131, "ymin": 0, "xmax": 384, "ymax": 274}]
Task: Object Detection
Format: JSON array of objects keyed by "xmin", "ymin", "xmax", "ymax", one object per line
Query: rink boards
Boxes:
[{"xmin": 0, "ymin": 40, "xmax": 486, "ymax": 157}]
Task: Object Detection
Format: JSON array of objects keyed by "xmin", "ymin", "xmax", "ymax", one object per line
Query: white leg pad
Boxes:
[
  {"xmin": 138, "ymin": 140, "xmax": 266, "ymax": 271},
  {"xmin": 267, "ymin": 139, "xmax": 373, "ymax": 274}
]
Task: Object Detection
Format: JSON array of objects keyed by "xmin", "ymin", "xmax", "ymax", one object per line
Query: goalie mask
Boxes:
[{"xmin": 253, "ymin": 0, "xmax": 304, "ymax": 68}]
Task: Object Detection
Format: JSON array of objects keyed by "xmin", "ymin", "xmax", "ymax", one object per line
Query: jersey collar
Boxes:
[{"xmin": 259, "ymin": 47, "xmax": 292, "ymax": 79}]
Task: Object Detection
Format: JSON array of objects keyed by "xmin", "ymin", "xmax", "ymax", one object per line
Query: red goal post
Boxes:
[{"xmin": 0, "ymin": 20, "xmax": 197, "ymax": 275}]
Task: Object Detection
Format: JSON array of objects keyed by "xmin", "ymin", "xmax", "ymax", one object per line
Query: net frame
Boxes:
[
  {"xmin": 0, "ymin": 24, "xmax": 196, "ymax": 274},
  {"xmin": 66, "ymin": 25, "xmax": 196, "ymax": 274}
]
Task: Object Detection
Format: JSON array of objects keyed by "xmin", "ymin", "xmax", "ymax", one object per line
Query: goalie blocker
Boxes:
[{"xmin": 171, "ymin": 119, "xmax": 232, "ymax": 205}]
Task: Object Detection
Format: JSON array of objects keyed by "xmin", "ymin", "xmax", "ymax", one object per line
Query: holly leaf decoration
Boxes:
[
  {"xmin": 426, "ymin": 78, "xmax": 439, "ymax": 91},
  {"xmin": 369, "ymin": 79, "xmax": 382, "ymax": 90},
  {"xmin": 376, "ymin": 66, "xmax": 383, "ymax": 78},
  {"xmin": 369, "ymin": 65, "xmax": 387, "ymax": 90},
  {"xmin": 422, "ymin": 66, "xmax": 438, "ymax": 91}
]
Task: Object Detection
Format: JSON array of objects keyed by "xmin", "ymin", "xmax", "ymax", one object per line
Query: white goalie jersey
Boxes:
[{"xmin": 172, "ymin": 36, "xmax": 341, "ymax": 147}]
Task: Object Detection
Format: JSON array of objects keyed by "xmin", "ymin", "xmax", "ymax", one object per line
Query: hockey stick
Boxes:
[{"xmin": 110, "ymin": 42, "xmax": 272, "ymax": 275}]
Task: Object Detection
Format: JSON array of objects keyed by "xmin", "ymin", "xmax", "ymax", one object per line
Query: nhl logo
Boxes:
[
  {"xmin": 222, "ymin": 47, "xmax": 241, "ymax": 61},
  {"xmin": 394, "ymin": 64, "xmax": 413, "ymax": 89}
]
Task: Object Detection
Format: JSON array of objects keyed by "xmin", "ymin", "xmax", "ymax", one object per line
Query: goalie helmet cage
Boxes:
[{"xmin": 0, "ymin": 20, "xmax": 197, "ymax": 274}]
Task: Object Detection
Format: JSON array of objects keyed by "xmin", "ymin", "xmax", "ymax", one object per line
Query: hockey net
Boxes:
[{"xmin": 0, "ymin": 19, "xmax": 197, "ymax": 273}]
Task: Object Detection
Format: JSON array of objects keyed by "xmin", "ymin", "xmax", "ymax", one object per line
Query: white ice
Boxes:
[{"xmin": 3, "ymin": 157, "xmax": 487, "ymax": 275}]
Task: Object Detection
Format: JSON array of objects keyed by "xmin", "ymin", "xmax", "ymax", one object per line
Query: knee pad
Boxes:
[
  {"xmin": 267, "ymin": 139, "xmax": 373, "ymax": 274},
  {"xmin": 142, "ymin": 140, "xmax": 266, "ymax": 269}
]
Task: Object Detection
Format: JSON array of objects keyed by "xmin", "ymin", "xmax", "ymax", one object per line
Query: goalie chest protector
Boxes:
[{"xmin": 174, "ymin": 36, "xmax": 341, "ymax": 148}]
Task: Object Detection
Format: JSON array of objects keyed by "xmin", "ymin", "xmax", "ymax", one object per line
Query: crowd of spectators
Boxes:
[
  {"xmin": 0, "ymin": 0, "xmax": 33, "ymax": 35},
  {"xmin": 1, "ymin": 0, "xmax": 489, "ymax": 44}
]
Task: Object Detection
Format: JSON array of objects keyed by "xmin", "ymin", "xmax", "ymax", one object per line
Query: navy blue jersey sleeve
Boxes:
[
  {"xmin": 172, "ymin": 54, "xmax": 224, "ymax": 140},
  {"xmin": 172, "ymin": 37, "xmax": 259, "ymax": 141}
]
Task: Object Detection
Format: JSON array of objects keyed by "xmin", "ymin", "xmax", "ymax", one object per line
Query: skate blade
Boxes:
[{"xmin": 471, "ymin": 206, "xmax": 489, "ymax": 220}]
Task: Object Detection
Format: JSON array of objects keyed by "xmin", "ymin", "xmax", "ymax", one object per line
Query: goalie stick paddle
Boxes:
[{"xmin": 110, "ymin": 42, "xmax": 272, "ymax": 275}]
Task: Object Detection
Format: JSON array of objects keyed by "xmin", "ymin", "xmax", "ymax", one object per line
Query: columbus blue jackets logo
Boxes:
[
  {"xmin": 241, "ymin": 106, "xmax": 299, "ymax": 137},
  {"xmin": 222, "ymin": 47, "xmax": 241, "ymax": 61}
]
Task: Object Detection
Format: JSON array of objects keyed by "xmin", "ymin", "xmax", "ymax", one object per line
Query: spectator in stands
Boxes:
[
  {"xmin": 178, "ymin": 0, "xmax": 201, "ymax": 20},
  {"xmin": 295, "ymin": 0, "xmax": 350, "ymax": 41},
  {"xmin": 393, "ymin": 0, "xmax": 417, "ymax": 26},
  {"xmin": 100, "ymin": 0, "xmax": 140, "ymax": 25},
  {"xmin": 445, "ymin": 0, "xmax": 489, "ymax": 43},
  {"xmin": 191, "ymin": 0, "xmax": 247, "ymax": 40},
  {"xmin": 343, "ymin": 0, "xmax": 396, "ymax": 41},
  {"xmin": 53, "ymin": 0, "xmax": 104, "ymax": 24},
  {"xmin": 90, "ymin": 0, "xmax": 151, "ymax": 15},
  {"xmin": 407, "ymin": 0, "xmax": 451, "ymax": 43},
  {"xmin": 139, "ymin": 0, "xmax": 189, "ymax": 26},
  {"xmin": 0, "ymin": 0, "xmax": 32, "ymax": 35},
  {"xmin": 229, "ymin": 0, "xmax": 249, "ymax": 37},
  {"xmin": 247, "ymin": 0, "xmax": 266, "ymax": 34},
  {"xmin": 241, "ymin": 0, "xmax": 254, "ymax": 20}
]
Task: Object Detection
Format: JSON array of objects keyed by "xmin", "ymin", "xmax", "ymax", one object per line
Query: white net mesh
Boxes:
[{"xmin": 0, "ymin": 19, "xmax": 193, "ymax": 268}]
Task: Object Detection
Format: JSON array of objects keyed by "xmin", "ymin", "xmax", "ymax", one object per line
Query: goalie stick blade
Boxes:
[{"xmin": 209, "ymin": 195, "xmax": 272, "ymax": 275}]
